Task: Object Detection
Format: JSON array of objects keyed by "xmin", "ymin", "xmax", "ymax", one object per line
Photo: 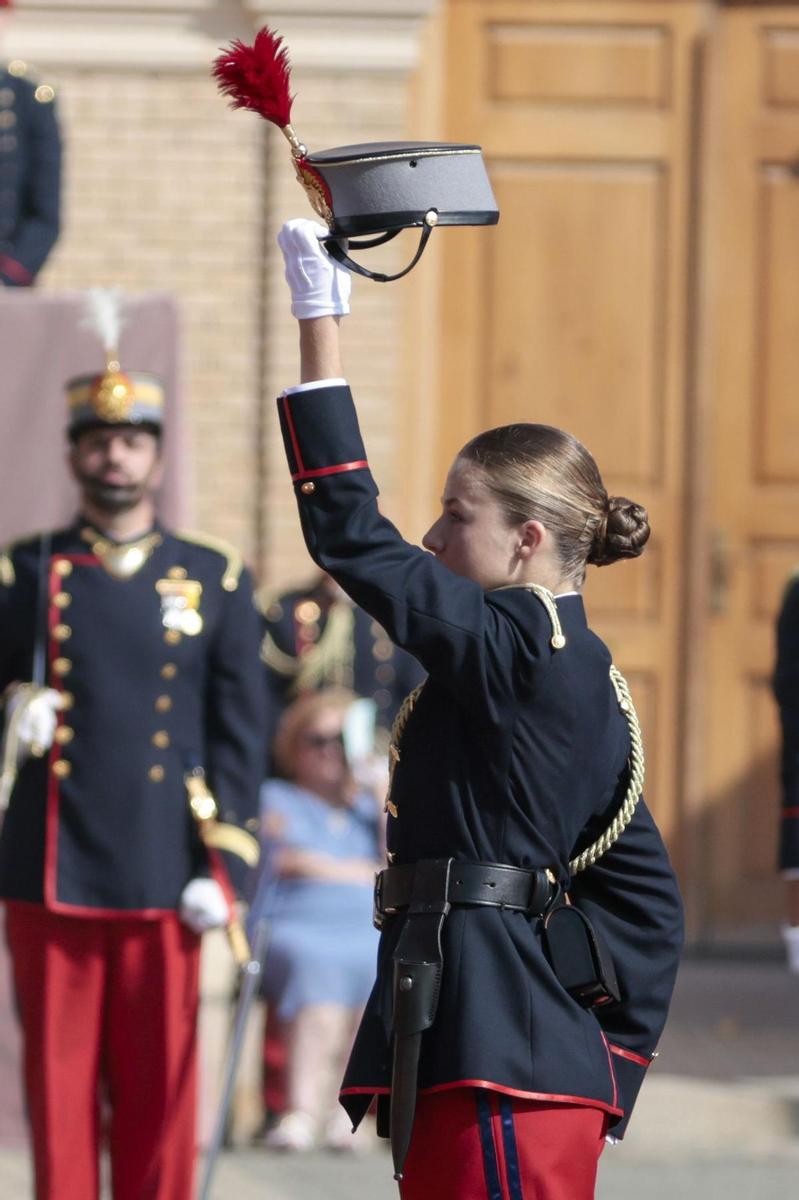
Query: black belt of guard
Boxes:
[
  {"xmin": 374, "ymin": 858, "xmax": 556, "ymax": 926},
  {"xmin": 376, "ymin": 859, "xmax": 557, "ymax": 1183}
]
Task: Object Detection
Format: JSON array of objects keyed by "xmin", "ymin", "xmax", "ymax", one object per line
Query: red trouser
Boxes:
[
  {"xmin": 399, "ymin": 1087, "xmax": 607, "ymax": 1200},
  {"xmin": 5, "ymin": 902, "xmax": 201, "ymax": 1200}
]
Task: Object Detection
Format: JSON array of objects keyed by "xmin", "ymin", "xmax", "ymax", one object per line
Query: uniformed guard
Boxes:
[
  {"xmin": 269, "ymin": 220, "xmax": 684, "ymax": 1200},
  {"xmin": 774, "ymin": 570, "xmax": 799, "ymax": 973},
  {"xmin": 259, "ymin": 572, "xmax": 426, "ymax": 758},
  {"xmin": 0, "ymin": 290, "xmax": 267, "ymax": 1200},
  {"xmin": 0, "ymin": 1, "xmax": 61, "ymax": 286}
]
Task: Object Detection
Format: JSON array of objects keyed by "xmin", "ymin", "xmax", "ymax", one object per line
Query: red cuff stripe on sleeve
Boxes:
[
  {"xmin": 291, "ymin": 460, "xmax": 368, "ymax": 482},
  {"xmin": 0, "ymin": 256, "xmax": 33, "ymax": 285},
  {"xmin": 609, "ymin": 1044, "xmax": 651, "ymax": 1068},
  {"xmin": 281, "ymin": 394, "xmax": 306, "ymax": 476}
]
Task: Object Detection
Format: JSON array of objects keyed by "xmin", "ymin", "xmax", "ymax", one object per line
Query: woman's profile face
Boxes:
[
  {"xmin": 290, "ymin": 707, "xmax": 348, "ymax": 797},
  {"xmin": 422, "ymin": 458, "xmax": 521, "ymax": 590}
]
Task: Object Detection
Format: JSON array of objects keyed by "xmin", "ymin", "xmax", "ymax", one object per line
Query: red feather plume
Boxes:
[{"xmin": 213, "ymin": 27, "xmax": 294, "ymax": 129}]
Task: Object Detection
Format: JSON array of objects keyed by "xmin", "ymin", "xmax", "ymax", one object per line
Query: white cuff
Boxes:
[{"xmin": 283, "ymin": 378, "xmax": 348, "ymax": 397}]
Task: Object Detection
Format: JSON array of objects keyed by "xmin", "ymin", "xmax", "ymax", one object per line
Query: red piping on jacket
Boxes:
[
  {"xmin": 44, "ymin": 554, "xmax": 99, "ymax": 909},
  {"xmin": 609, "ymin": 1044, "xmax": 652, "ymax": 1069},
  {"xmin": 0, "ymin": 255, "xmax": 33, "ymax": 285},
  {"xmin": 783, "ymin": 807, "xmax": 799, "ymax": 819},
  {"xmin": 291, "ymin": 460, "xmax": 368, "ymax": 482},
  {"xmin": 340, "ymin": 1080, "xmax": 623, "ymax": 1118}
]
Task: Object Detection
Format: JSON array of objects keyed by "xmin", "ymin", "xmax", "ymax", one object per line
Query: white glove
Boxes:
[
  {"xmin": 179, "ymin": 877, "xmax": 230, "ymax": 934},
  {"xmin": 7, "ymin": 687, "xmax": 64, "ymax": 762},
  {"xmin": 277, "ymin": 218, "xmax": 352, "ymax": 319}
]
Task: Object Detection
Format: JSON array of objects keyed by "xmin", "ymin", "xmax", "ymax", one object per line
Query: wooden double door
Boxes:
[{"xmin": 437, "ymin": 1, "xmax": 799, "ymax": 942}]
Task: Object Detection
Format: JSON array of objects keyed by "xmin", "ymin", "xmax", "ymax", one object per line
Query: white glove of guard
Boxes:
[
  {"xmin": 8, "ymin": 687, "xmax": 64, "ymax": 762},
  {"xmin": 277, "ymin": 218, "xmax": 352, "ymax": 319},
  {"xmin": 179, "ymin": 877, "xmax": 230, "ymax": 934}
]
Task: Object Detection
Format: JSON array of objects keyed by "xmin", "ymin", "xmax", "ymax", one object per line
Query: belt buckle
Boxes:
[{"xmin": 373, "ymin": 870, "xmax": 385, "ymax": 931}]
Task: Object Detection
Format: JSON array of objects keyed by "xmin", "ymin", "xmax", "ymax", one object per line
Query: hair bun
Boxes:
[{"xmin": 588, "ymin": 496, "xmax": 650, "ymax": 567}]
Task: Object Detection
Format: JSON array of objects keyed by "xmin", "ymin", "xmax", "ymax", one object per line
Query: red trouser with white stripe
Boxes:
[
  {"xmin": 5, "ymin": 901, "xmax": 201, "ymax": 1200},
  {"xmin": 399, "ymin": 1087, "xmax": 607, "ymax": 1200}
]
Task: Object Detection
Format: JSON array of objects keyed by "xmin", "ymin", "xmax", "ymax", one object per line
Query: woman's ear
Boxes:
[{"xmin": 516, "ymin": 520, "xmax": 546, "ymax": 560}]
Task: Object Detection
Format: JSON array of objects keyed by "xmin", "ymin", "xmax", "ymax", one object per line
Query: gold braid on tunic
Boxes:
[{"xmin": 382, "ymin": 584, "xmax": 645, "ymax": 875}]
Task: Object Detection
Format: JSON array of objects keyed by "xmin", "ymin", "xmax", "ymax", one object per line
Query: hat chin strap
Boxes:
[{"xmin": 323, "ymin": 213, "xmax": 437, "ymax": 283}]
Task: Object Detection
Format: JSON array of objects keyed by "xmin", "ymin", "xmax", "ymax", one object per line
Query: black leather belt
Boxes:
[{"xmin": 374, "ymin": 859, "xmax": 555, "ymax": 927}]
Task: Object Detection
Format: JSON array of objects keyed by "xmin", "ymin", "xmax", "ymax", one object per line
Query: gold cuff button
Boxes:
[
  {"xmin": 52, "ymin": 760, "xmax": 71, "ymax": 779},
  {"xmin": 54, "ymin": 726, "xmax": 74, "ymax": 745},
  {"xmin": 52, "ymin": 657, "xmax": 72, "ymax": 677},
  {"xmin": 53, "ymin": 624, "xmax": 72, "ymax": 642},
  {"xmin": 54, "ymin": 560, "xmax": 72, "ymax": 578},
  {"xmin": 148, "ymin": 765, "xmax": 165, "ymax": 782},
  {"xmin": 155, "ymin": 695, "xmax": 172, "ymax": 712},
  {"xmin": 161, "ymin": 663, "xmax": 177, "ymax": 680},
  {"xmin": 53, "ymin": 592, "xmax": 72, "ymax": 610},
  {"xmin": 152, "ymin": 731, "xmax": 170, "ymax": 749},
  {"xmin": 300, "ymin": 481, "xmax": 316, "ymax": 495},
  {"xmin": 164, "ymin": 630, "xmax": 182, "ymax": 645}
]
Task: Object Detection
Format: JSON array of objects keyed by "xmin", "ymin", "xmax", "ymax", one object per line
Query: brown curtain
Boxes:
[{"xmin": 0, "ymin": 290, "xmax": 189, "ymax": 545}]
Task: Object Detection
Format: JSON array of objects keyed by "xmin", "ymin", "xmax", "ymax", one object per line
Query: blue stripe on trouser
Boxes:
[
  {"xmin": 475, "ymin": 1090, "xmax": 502, "ymax": 1200},
  {"xmin": 499, "ymin": 1095, "xmax": 524, "ymax": 1200}
]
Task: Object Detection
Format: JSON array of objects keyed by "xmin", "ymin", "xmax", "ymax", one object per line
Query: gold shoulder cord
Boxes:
[
  {"xmin": 384, "ymin": 682, "xmax": 425, "ymax": 818},
  {"xmin": 569, "ymin": 665, "xmax": 645, "ymax": 875},
  {"xmin": 175, "ymin": 530, "xmax": 242, "ymax": 592}
]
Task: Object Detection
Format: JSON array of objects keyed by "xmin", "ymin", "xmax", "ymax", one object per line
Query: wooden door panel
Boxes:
[
  {"xmin": 486, "ymin": 21, "xmax": 672, "ymax": 107},
  {"xmin": 485, "ymin": 163, "xmax": 666, "ymax": 486},
  {"xmin": 701, "ymin": 5, "xmax": 799, "ymax": 940}
]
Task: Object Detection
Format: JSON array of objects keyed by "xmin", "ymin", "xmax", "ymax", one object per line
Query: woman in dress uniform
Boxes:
[{"xmin": 274, "ymin": 219, "xmax": 684, "ymax": 1200}]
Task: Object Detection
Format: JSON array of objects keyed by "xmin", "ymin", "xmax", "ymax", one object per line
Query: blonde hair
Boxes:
[
  {"xmin": 272, "ymin": 687, "xmax": 356, "ymax": 780},
  {"xmin": 459, "ymin": 424, "xmax": 650, "ymax": 583}
]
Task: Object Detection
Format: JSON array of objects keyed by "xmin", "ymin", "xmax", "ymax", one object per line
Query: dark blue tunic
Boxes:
[
  {"xmin": 277, "ymin": 382, "xmax": 684, "ymax": 1135},
  {"xmin": 0, "ymin": 522, "xmax": 266, "ymax": 913},
  {"xmin": 0, "ymin": 67, "xmax": 61, "ymax": 286},
  {"xmin": 774, "ymin": 574, "xmax": 799, "ymax": 872}
]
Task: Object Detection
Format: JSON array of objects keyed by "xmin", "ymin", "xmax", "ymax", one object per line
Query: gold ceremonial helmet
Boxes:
[{"xmin": 66, "ymin": 360, "xmax": 165, "ymax": 439}]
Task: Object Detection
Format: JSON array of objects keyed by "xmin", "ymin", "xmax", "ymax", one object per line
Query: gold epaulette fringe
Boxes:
[
  {"xmin": 175, "ymin": 530, "xmax": 242, "ymax": 592},
  {"xmin": 0, "ymin": 548, "xmax": 14, "ymax": 587}
]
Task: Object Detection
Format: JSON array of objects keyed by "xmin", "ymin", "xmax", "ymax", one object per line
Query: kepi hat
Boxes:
[
  {"xmin": 213, "ymin": 28, "xmax": 499, "ymax": 281},
  {"xmin": 67, "ymin": 290, "xmax": 164, "ymax": 438}
]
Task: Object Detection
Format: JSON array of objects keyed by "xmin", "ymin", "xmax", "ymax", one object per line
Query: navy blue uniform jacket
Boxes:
[
  {"xmin": 0, "ymin": 68, "xmax": 61, "ymax": 286},
  {"xmin": 774, "ymin": 574, "xmax": 799, "ymax": 871},
  {"xmin": 0, "ymin": 523, "xmax": 267, "ymax": 914},
  {"xmin": 277, "ymin": 382, "xmax": 684, "ymax": 1135}
]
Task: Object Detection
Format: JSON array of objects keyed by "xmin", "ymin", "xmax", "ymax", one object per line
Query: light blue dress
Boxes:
[{"xmin": 253, "ymin": 779, "xmax": 380, "ymax": 1021}]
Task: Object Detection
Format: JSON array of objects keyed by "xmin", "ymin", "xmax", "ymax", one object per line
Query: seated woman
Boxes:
[{"xmin": 253, "ymin": 688, "xmax": 383, "ymax": 1151}]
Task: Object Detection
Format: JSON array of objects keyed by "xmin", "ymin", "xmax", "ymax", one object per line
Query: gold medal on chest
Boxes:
[
  {"xmin": 81, "ymin": 527, "xmax": 163, "ymax": 579},
  {"xmin": 156, "ymin": 578, "xmax": 204, "ymax": 636}
]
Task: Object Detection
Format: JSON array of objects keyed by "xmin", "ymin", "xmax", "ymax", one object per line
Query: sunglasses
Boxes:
[{"xmin": 298, "ymin": 731, "xmax": 345, "ymax": 751}]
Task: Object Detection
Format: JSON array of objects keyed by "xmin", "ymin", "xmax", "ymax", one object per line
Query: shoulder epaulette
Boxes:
[
  {"xmin": 175, "ymin": 529, "xmax": 243, "ymax": 592},
  {"xmin": 0, "ymin": 547, "xmax": 14, "ymax": 587},
  {"xmin": 0, "ymin": 530, "xmax": 52, "ymax": 587}
]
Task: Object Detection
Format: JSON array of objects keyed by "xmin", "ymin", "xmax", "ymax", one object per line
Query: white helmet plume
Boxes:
[{"xmin": 81, "ymin": 288, "xmax": 127, "ymax": 365}]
